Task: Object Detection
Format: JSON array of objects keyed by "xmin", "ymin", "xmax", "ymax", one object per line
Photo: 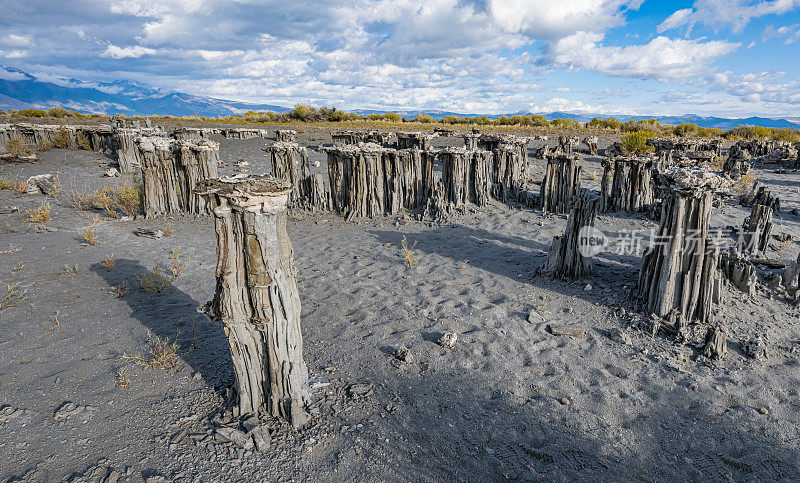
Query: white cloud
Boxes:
[
  {"xmin": 101, "ymin": 44, "xmax": 158, "ymax": 59},
  {"xmin": 489, "ymin": 0, "xmax": 643, "ymax": 39},
  {"xmin": 762, "ymin": 24, "xmax": 800, "ymax": 43},
  {"xmin": 548, "ymin": 33, "xmax": 740, "ymax": 80},
  {"xmin": 709, "ymin": 70, "xmax": 800, "ymax": 104},
  {"xmin": 659, "ymin": 0, "xmax": 800, "ymax": 34},
  {"xmin": 657, "ymin": 8, "xmax": 694, "ymax": 33},
  {"xmin": 0, "ymin": 34, "xmax": 34, "ymax": 48}
]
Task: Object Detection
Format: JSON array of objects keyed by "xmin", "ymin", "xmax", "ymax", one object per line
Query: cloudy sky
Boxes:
[{"xmin": 1, "ymin": 0, "xmax": 799, "ymax": 117}]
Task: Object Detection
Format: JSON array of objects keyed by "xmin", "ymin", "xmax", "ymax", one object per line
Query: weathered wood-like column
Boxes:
[
  {"xmin": 439, "ymin": 147, "xmax": 492, "ymax": 208},
  {"xmin": 741, "ymin": 203, "xmax": 773, "ymax": 256},
  {"xmin": 195, "ymin": 175, "xmax": 310, "ymax": 427},
  {"xmin": 582, "ymin": 136, "xmax": 598, "ymax": 155},
  {"xmin": 558, "ymin": 135, "xmax": 579, "ymax": 154},
  {"xmin": 544, "ymin": 192, "xmax": 600, "ymax": 279},
  {"xmin": 397, "ymin": 131, "xmax": 436, "ymax": 150},
  {"xmin": 264, "ymin": 142, "xmax": 306, "ymax": 206},
  {"xmin": 464, "ymin": 133, "xmax": 480, "ymax": 150},
  {"xmin": 539, "ymin": 154, "xmax": 582, "ymax": 214},
  {"xmin": 491, "ymin": 142, "xmax": 527, "ymax": 202},
  {"xmin": 275, "ymin": 129, "xmax": 297, "ymax": 143},
  {"xmin": 600, "ymin": 156, "xmax": 655, "ymax": 212},
  {"xmin": 138, "ymin": 137, "xmax": 219, "ymax": 217},
  {"xmin": 638, "ymin": 167, "xmax": 727, "ymax": 329}
]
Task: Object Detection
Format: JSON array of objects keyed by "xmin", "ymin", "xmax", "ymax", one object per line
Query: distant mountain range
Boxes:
[{"xmin": 2, "ymin": 66, "xmax": 799, "ymax": 130}]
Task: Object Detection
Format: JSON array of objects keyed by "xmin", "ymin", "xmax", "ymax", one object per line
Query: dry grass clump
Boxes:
[
  {"xmin": 53, "ymin": 127, "xmax": 74, "ymax": 149},
  {"xmin": 138, "ymin": 265, "xmax": 173, "ymax": 293},
  {"xmin": 26, "ymin": 201, "xmax": 51, "ymax": 223},
  {"xmin": 115, "ymin": 368, "xmax": 131, "ymax": 388},
  {"xmin": 401, "ymin": 236, "xmax": 419, "ymax": 267},
  {"xmin": 0, "ymin": 282, "xmax": 27, "ymax": 310},
  {"xmin": 531, "ymin": 294, "xmax": 547, "ymax": 312},
  {"xmin": 7, "ymin": 137, "xmax": 34, "ymax": 158},
  {"xmin": 80, "ymin": 217, "xmax": 101, "ymax": 246},
  {"xmin": 37, "ymin": 139, "xmax": 55, "ymax": 152},
  {"xmin": 45, "ymin": 311, "xmax": 62, "ymax": 332},
  {"xmin": 732, "ymin": 174, "xmax": 757, "ymax": 194},
  {"xmin": 138, "ymin": 247, "xmax": 191, "ymax": 294},
  {"xmin": 76, "ymin": 131, "xmax": 91, "ymax": 150},
  {"xmin": 110, "ymin": 281, "xmax": 128, "ymax": 298},
  {"xmin": 1, "ymin": 173, "xmax": 27, "ymax": 193},
  {"xmin": 123, "ymin": 330, "xmax": 181, "ymax": 370},
  {"xmin": 100, "ymin": 253, "xmax": 116, "ymax": 270},
  {"xmin": 70, "ymin": 181, "xmax": 142, "ymax": 218}
]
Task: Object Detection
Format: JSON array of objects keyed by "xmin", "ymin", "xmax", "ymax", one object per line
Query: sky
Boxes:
[{"xmin": 0, "ymin": 0, "xmax": 799, "ymax": 118}]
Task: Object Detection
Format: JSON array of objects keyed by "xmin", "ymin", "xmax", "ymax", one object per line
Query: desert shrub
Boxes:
[
  {"xmin": 622, "ymin": 119, "xmax": 665, "ymax": 134},
  {"xmin": 382, "ymin": 112, "xmax": 402, "ymax": 122},
  {"xmin": 472, "ymin": 115, "xmax": 491, "ymax": 125},
  {"xmin": 586, "ymin": 117, "xmax": 621, "ymax": 130},
  {"xmin": 26, "ymin": 201, "xmax": 51, "ymax": 223},
  {"xmin": 80, "ymin": 220, "xmax": 99, "ymax": 246},
  {"xmin": 123, "ymin": 330, "xmax": 181, "ymax": 369},
  {"xmin": 37, "ymin": 139, "xmax": 54, "ymax": 151},
  {"xmin": 76, "ymin": 132, "xmax": 91, "ymax": 150},
  {"xmin": 621, "ymin": 130, "xmax": 657, "ymax": 155},
  {"xmin": 401, "ymin": 236, "xmax": 418, "ymax": 267},
  {"xmin": 673, "ymin": 123, "xmax": 698, "ymax": 138},
  {"xmin": 0, "ymin": 282, "xmax": 27, "ymax": 310},
  {"xmin": 7, "ymin": 137, "xmax": 33, "ymax": 158},
  {"xmin": 550, "ymin": 118, "xmax": 581, "ymax": 129},
  {"xmin": 771, "ymin": 128, "xmax": 800, "ymax": 142},
  {"xmin": 17, "ymin": 109, "xmax": 47, "ymax": 118},
  {"xmin": 510, "ymin": 115, "xmax": 532, "ymax": 126},
  {"xmin": 531, "ymin": 115, "xmax": 550, "ymax": 127},
  {"xmin": 414, "ymin": 114, "xmax": 434, "ymax": 123},
  {"xmin": 47, "ymin": 107, "xmax": 75, "ymax": 118},
  {"xmin": 288, "ymin": 104, "xmax": 316, "ymax": 122},
  {"xmin": 53, "ymin": 127, "xmax": 74, "ymax": 149}
]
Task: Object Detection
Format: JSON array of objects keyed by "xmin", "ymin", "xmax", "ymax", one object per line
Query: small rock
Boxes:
[
  {"xmin": 527, "ymin": 310, "xmax": 544, "ymax": 323},
  {"xmin": 250, "ymin": 425, "xmax": 271, "ymax": 452},
  {"xmin": 104, "ymin": 167, "xmax": 119, "ymax": 177},
  {"xmin": 547, "ymin": 324, "xmax": 587, "ymax": 338},
  {"xmin": 608, "ymin": 327, "xmax": 631, "ymax": 345},
  {"xmin": 311, "ymin": 161, "xmax": 321, "ymax": 167},
  {"xmin": 391, "ymin": 347, "xmax": 414, "ymax": 364},
  {"xmin": 758, "ymin": 407, "xmax": 769, "ymax": 415},
  {"xmin": 559, "ymin": 397, "xmax": 570, "ymax": 405},
  {"xmin": 584, "ymin": 284, "xmax": 592, "ymax": 291},
  {"xmin": 437, "ymin": 332, "xmax": 458, "ymax": 348},
  {"xmin": 743, "ymin": 336, "xmax": 767, "ymax": 360},
  {"xmin": 135, "ymin": 228, "xmax": 163, "ymax": 239},
  {"xmin": 0, "ymin": 205, "xmax": 19, "ymax": 214},
  {"xmin": 192, "ymin": 372, "xmax": 202, "ymax": 381},
  {"xmin": 348, "ymin": 383, "xmax": 373, "ymax": 397},
  {"xmin": 25, "ymin": 174, "xmax": 57, "ymax": 196},
  {"xmin": 215, "ymin": 426, "xmax": 254, "ymax": 450}
]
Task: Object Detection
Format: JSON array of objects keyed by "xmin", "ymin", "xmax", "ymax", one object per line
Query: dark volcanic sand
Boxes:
[{"xmin": 1, "ymin": 127, "xmax": 800, "ymax": 481}]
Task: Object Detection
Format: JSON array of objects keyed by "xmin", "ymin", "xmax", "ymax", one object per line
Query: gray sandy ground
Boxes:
[{"xmin": 1, "ymin": 127, "xmax": 799, "ymax": 481}]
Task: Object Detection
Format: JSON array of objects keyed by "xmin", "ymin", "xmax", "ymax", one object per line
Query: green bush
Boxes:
[
  {"xmin": 414, "ymin": 114, "xmax": 434, "ymax": 123},
  {"xmin": 531, "ymin": 115, "xmax": 550, "ymax": 127},
  {"xmin": 550, "ymin": 118, "xmax": 581, "ymax": 129},
  {"xmin": 18, "ymin": 109, "xmax": 47, "ymax": 118},
  {"xmin": 621, "ymin": 130, "xmax": 656, "ymax": 155}
]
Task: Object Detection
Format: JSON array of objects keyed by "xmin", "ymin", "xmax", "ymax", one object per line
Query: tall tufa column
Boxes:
[
  {"xmin": 195, "ymin": 175, "xmax": 310, "ymax": 427},
  {"xmin": 138, "ymin": 137, "xmax": 219, "ymax": 217},
  {"xmin": 638, "ymin": 167, "xmax": 728, "ymax": 331}
]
